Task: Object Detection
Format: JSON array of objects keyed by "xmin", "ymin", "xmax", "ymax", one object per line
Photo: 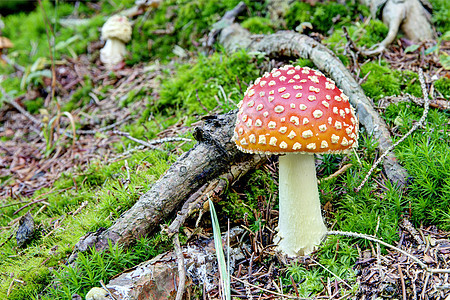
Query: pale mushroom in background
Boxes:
[
  {"xmin": 233, "ymin": 65, "xmax": 358, "ymax": 257},
  {"xmin": 0, "ymin": 36, "xmax": 13, "ymax": 63},
  {"xmin": 100, "ymin": 15, "xmax": 132, "ymax": 69}
]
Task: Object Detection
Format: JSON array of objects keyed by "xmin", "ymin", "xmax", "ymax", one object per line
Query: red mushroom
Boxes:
[{"xmin": 233, "ymin": 65, "xmax": 358, "ymax": 256}]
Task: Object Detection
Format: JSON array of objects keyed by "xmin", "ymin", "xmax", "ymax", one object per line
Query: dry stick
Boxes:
[
  {"xmin": 327, "ymin": 231, "xmax": 450, "ymax": 274},
  {"xmin": 113, "ymin": 130, "xmax": 191, "ymax": 150},
  {"xmin": 355, "ymin": 68, "xmax": 430, "ymax": 192},
  {"xmin": 397, "ymin": 264, "xmax": 407, "ymax": 300},
  {"xmin": 173, "ymin": 234, "xmax": 186, "ymax": 300},
  {"xmin": 231, "ymin": 276, "xmax": 309, "ymax": 300}
]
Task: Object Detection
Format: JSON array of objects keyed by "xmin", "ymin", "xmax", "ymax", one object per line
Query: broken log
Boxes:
[
  {"xmin": 71, "ymin": 111, "xmax": 267, "ymax": 260},
  {"xmin": 218, "ymin": 23, "xmax": 409, "ymax": 187}
]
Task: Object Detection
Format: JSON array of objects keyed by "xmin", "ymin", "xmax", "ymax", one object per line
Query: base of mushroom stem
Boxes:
[{"xmin": 273, "ymin": 230, "xmax": 327, "ymax": 257}]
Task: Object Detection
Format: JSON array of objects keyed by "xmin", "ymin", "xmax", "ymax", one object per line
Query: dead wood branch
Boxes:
[
  {"xmin": 70, "ymin": 111, "xmax": 267, "ymax": 260},
  {"xmin": 218, "ymin": 23, "xmax": 409, "ymax": 187}
]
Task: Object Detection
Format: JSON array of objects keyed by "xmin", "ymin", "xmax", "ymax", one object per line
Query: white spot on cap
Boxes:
[
  {"xmin": 308, "ymin": 75, "xmax": 320, "ymax": 83},
  {"xmin": 293, "ymin": 142, "xmax": 302, "ymax": 150},
  {"xmin": 290, "ymin": 116, "xmax": 300, "ymax": 125},
  {"xmin": 322, "ymin": 101, "xmax": 329, "ymax": 108},
  {"xmin": 295, "ymin": 66, "xmax": 301, "ymax": 70},
  {"xmin": 325, "ymin": 82, "xmax": 335, "ymax": 90},
  {"xmin": 279, "ymin": 141, "xmax": 288, "ymax": 149},
  {"xmin": 256, "ymin": 104, "xmax": 264, "ymax": 111},
  {"xmin": 268, "ymin": 96, "xmax": 274, "ymax": 102},
  {"xmin": 302, "ymin": 69, "xmax": 310, "ymax": 74},
  {"xmin": 351, "ymin": 117, "xmax": 356, "ymax": 125},
  {"xmin": 255, "ymin": 78, "xmax": 261, "ymax": 85},
  {"xmin": 263, "ymin": 111, "xmax": 269, "ymax": 117},
  {"xmin": 314, "ymin": 70, "xmax": 323, "ymax": 76},
  {"xmin": 274, "ymin": 105, "xmax": 285, "ymax": 113},
  {"xmin": 341, "ymin": 137, "xmax": 349, "ymax": 146},
  {"xmin": 280, "ymin": 117, "xmax": 285, "ymax": 122},
  {"xmin": 272, "ymin": 71, "xmax": 281, "ymax": 77},
  {"xmin": 260, "ymin": 81, "xmax": 267, "ymax": 87},
  {"xmin": 255, "ymin": 119, "xmax": 262, "ymax": 127},
  {"xmin": 341, "ymin": 94, "xmax": 349, "ymax": 102},
  {"xmin": 345, "ymin": 108, "xmax": 350, "ymax": 114},
  {"xmin": 268, "ymin": 121, "xmax": 277, "ymax": 129},
  {"xmin": 326, "ymin": 95, "xmax": 331, "ymax": 100},
  {"xmin": 333, "ymin": 107, "xmax": 338, "ymax": 114},
  {"xmin": 335, "ymin": 121, "xmax": 342, "ymax": 129},
  {"xmin": 308, "ymin": 95, "xmax": 316, "ymax": 101},
  {"xmin": 269, "ymin": 90, "xmax": 274, "ymax": 95},
  {"xmin": 259, "ymin": 91, "xmax": 265, "ymax": 97},
  {"xmin": 302, "ymin": 130, "xmax": 313, "ymax": 138},
  {"xmin": 293, "ymin": 74, "xmax": 300, "ymax": 80},
  {"xmin": 293, "ymin": 85, "xmax": 302, "ymax": 90},
  {"xmin": 346, "ymin": 126, "xmax": 353, "ymax": 135},
  {"xmin": 287, "ymin": 69, "xmax": 295, "ymax": 75},
  {"xmin": 263, "ymin": 72, "xmax": 270, "ymax": 78},
  {"xmin": 279, "ymin": 76, "xmax": 286, "ymax": 81},
  {"xmin": 288, "ymin": 79, "xmax": 295, "ymax": 83},
  {"xmin": 269, "ymin": 137, "xmax": 277, "ymax": 146},
  {"xmin": 319, "ymin": 124, "xmax": 327, "ymax": 132},
  {"xmin": 269, "ymin": 81, "xmax": 276, "ymax": 86},
  {"xmin": 299, "ymin": 104, "xmax": 307, "ymax": 110},
  {"xmin": 290, "ymin": 103, "xmax": 295, "ymax": 109},
  {"xmin": 303, "ymin": 118, "xmax": 309, "ymax": 125},
  {"xmin": 259, "ymin": 135, "xmax": 266, "ymax": 144},
  {"xmin": 278, "ymin": 87, "xmax": 286, "ymax": 93},
  {"xmin": 340, "ymin": 109, "xmax": 346, "ymax": 118},
  {"xmin": 331, "ymin": 134, "xmax": 340, "ymax": 144},
  {"xmin": 335, "ymin": 96, "xmax": 342, "ymax": 102},
  {"xmin": 328, "ymin": 117, "xmax": 332, "ymax": 124},
  {"xmin": 300, "ymin": 79, "xmax": 307, "ymax": 83},
  {"xmin": 320, "ymin": 140, "xmax": 329, "ymax": 148},
  {"xmin": 240, "ymin": 138, "xmax": 248, "ymax": 145},
  {"xmin": 309, "ymin": 86, "xmax": 320, "ymax": 93},
  {"xmin": 238, "ymin": 128, "xmax": 243, "ymax": 135},
  {"xmin": 281, "ymin": 93, "xmax": 290, "ymax": 99},
  {"xmin": 248, "ymin": 100, "xmax": 255, "ymax": 107},
  {"xmin": 313, "ymin": 110, "xmax": 323, "ymax": 118},
  {"xmin": 248, "ymin": 89, "xmax": 255, "ymax": 97},
  {"xmin": 288, "ymin": 130, "xmax": 297, "ymax": 139},
  {"xmin": 242, "ymin": 114, "xmax": 248, "ymax": 122},
  {"xmin": 246, "ymin": 119, "xmax": 252, "ymax": 127},
  {"xmin": 249, "ymin": 134, "xmax": 256, "ymax": 143},
  {"xmin": 296, "ymin": 93, "xmax": 303, "ymax": 98},
  {"xmin": 306, "ymin": 143, "xmax": 316, "ymax": 150},
  {"xmin": 279, "ymin": 126, "xmax": 287, "ymax": 133},
  {"xmin": 237, "ymin": 101, "xmax": 243, "ymax": 108}
]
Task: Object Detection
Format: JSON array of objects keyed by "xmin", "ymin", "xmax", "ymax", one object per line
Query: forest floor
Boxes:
[{"xmin": 0, "ymin": 0, "xmax": 449, "ymax": 299}]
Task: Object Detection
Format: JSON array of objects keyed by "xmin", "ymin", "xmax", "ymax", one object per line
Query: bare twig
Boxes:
[
  {"xmin": 355, "ymin": 68, "xmax": 430, "ymax": 191},
  {"xmin": 173, "ymin": 234, "xmax": 186, "ymax": 300},
  {"xmin": 327, "ymin": 231, "xmax": 450, "ymax": 274},
  {"xmin": 319, "ymin": 164, "xmax": 353, "ymax": 183},
  {"xmin": 397, "ymin": 264, "xmax": 407, "ymax": 300}
]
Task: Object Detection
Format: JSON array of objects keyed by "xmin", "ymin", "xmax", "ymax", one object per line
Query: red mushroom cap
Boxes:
[{"xmin": 233, "ymin": 65, "xmax": 358, "ymax": 154}]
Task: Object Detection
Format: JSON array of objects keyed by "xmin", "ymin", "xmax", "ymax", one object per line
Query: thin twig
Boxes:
[
  {"xmin": 113, "ymin": 130, "xmax": 191, "ymax": 150},
  {"xmin": 355, "ymin": 68, "xmax": 430, "ymax": 191},
  {"xmin": 174, "ymin": 234, "xmax": 186, "ymax": 300},
  {"xmin": 327, "ymin": 230, "xmax": 450, "ymax": 274},
  {"xmin": 310, "ymin": 258, "xmax": 353, "ymax": 289},
  {"xmin": 231, "ymin": 275, "xmax": 310, "ymax": 299},
  {"xmin": 397, "ymin": 264, "xmax": 407, "ymax": 300}
]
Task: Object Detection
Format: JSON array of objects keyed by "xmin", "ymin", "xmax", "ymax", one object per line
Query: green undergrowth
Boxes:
[{"xmin": 0, "ymin": 150, "xmax": 182, "ymax": 299}]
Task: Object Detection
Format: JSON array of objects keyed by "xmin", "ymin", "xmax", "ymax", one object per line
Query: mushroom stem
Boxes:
[
  {"xmin": 276, "ymin": 153, "xmax": 327, "ymax": 256},
  {"xmin": 100, "ymin": 38, "xmax": 127, "ymax": 68}
]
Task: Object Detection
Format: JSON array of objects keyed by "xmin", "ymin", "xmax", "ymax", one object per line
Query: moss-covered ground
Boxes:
[{"xmin": 0, "ymin": 0, "xmax": 449, "ymax": 298}]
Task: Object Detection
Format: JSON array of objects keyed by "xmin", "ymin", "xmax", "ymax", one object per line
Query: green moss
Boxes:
[
  {"xmin": 359, "ymin": 62, "xmax": 422, "ymax": 100},
  {"xmin": 62, "ymin": 77, "xmax": 93, "ymax": 111},
  {"xmin": 429, "ymin": 0, "xmax": 450, "ymax": 33},
  {"xmin": 23, "ymin": 97, "xmax": 44, "ymax": 114},
  {"xmin": 435, "ymin": 77, "xmax": 450, "ymax": 99},
  {"xmin": 285, "ymin": 1, "xmax": 357, "ymax": 34},
  {"xmin": 241, "ymin": 17, "xmax": 274, "ymax": 34},
  {"xmin": 155, "ymin": 50, "xmax": 262, "ymax": 115}
]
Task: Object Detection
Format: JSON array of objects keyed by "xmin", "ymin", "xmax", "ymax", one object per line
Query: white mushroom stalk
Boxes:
[
  {"xmin": 233, "ymin": 65, "xmax": 358, "ymax": 257},
  {"xmin": 277, "ymin": 153, "xmax": 327, "ymax": 256},
  {"xmin": 100, "ymin": 15, "xmax": 132, "ymax": 69}
]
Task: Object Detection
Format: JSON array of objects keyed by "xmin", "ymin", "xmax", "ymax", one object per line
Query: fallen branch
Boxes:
[
  {"xmin": 71, "ymin": 111, "xmax": 267, "ymax": 260},
  {"xmin": 218, "ymin": 22, "xmax": 409, "ymax": 187}
]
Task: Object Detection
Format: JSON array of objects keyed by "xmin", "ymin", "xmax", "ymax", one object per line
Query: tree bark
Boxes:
[{"xmin": 71, "ymin": 111, "xmax": 267, "ymax": 260}]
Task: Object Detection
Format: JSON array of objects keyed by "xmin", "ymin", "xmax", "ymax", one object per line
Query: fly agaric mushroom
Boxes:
[
  {"xmin": 100, "ymin": 15, "xmax": 132, "ymax": 69},
  {"xmin": 233, "ymin": 65, "xmax": 358, "ymax": 256}
]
